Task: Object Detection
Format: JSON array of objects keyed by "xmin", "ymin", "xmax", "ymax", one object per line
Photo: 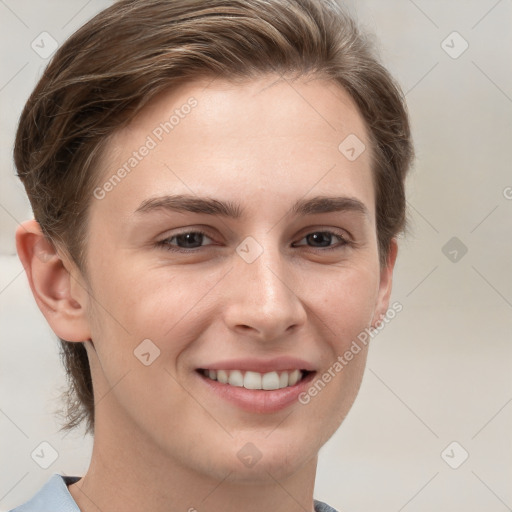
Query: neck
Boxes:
[{"xmin": 69, "ymin": 414, "xmax": 318, "ymax": 512}]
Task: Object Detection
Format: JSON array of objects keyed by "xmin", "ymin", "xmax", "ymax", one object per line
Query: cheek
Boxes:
[
  {"xmin": 301, "ymin": 265, "xmax": 378, "ymax": 415},
  {"xmin": 85, "ymin": 264, "xmax": 217, "ymax": 370},
  {"xmin": 314, "ymin": 264, "xmax": 380, "ymax": 343},
  {"xmin": 121, "ymin": 270, "xmax": 217, "ymax": 343}
]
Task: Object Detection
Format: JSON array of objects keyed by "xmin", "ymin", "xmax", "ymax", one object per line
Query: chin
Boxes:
[{"xmin": 223, "ymin": 431, "xmax": 319, "ymax": 482}]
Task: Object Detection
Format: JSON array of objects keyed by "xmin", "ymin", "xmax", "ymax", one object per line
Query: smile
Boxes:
[{"xmin": 198, "ymin": 368, "xmax": 309, "ymax": 390}]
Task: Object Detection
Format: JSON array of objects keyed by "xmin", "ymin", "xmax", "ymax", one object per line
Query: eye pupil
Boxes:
[
  {"xmin": 176, "ymin": 232, "xmax": 203, "ymax": 248},
  {"xmin": 307, "ymin": 232, "xmax": 331, "ymax": 247}
]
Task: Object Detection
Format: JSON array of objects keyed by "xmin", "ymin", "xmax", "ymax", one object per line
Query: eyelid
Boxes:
[
  {"xmin": 157, "ymin": 225, "xmax": 216, "ymax": 241},
  {"xmin": 156, "ymin": 226, "xmax": 353, "ymax": 253},
  {"xmin": 292, "ymin": 229, "xmax": 351, "ymax": 248},
  {"xmin": 294, "ymin": 225, "xmax": 352, "ymax": 242},
  {"xmin": 157, "ymin": 228, "xmax": 214, "ymax": 246}
]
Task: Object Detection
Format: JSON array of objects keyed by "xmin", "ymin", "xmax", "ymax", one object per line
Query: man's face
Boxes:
[{"xmin": 79, "ymin": 75, "xmax": 394, "ymax": 481}]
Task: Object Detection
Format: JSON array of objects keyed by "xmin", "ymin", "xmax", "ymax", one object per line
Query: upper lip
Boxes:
[{"xmin": 196, "ymin": 356, "xmax": 316, "ymax": 373}]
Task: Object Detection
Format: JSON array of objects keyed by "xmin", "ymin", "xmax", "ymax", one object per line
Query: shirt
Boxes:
[{"xmin": 10, "ymin": 474, "xmax": 339, "ymax": 512}]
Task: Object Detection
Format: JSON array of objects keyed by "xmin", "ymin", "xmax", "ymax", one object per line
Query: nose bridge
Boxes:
[
  {"xmin": 225, "ymin": 236, "xmax": 306, "ymax": 338},
  {"xmin": 245, "ymin": 244, "xmax": 287, "ymax": 306}
]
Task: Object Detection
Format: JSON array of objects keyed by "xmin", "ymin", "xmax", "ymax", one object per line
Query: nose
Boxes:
[{"xmin": 222, "ymin": 243, "xmax": 307, "ymax": 342}]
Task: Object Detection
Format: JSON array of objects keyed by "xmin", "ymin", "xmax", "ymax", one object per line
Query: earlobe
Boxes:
[
  {"xmin": 15, "ymin": 219, "xmax": 91, "ymax": 342},
  {"xmin": 371, "ymin": 238, "xmax": 398, "ymax": 328}
]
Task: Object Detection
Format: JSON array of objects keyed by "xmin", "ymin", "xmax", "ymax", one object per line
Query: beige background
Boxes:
[{"xmin": 1, "ymin": 1, "xmax": 511, "ymax": 511}]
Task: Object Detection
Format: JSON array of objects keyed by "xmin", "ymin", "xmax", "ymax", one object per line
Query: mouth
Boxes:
[
  {"xmin": 195, "ymin": 366, "xmax": 316, "ymax": 413},
  {"xmin": 196, "ymin": 368, "xmax": 313, "ymax": 390}
]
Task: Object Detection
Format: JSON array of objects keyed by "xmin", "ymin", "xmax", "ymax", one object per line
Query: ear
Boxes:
[
  {"xmin": 15, "ymin": 219, "xmax": 91, "ymax": 342},
  {"xmin": 371, "ymin": 238, "xmax": 398, "ymax": 328}
]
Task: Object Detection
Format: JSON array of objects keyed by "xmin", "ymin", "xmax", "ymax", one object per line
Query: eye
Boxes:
[
  {"xmin": 293, "ymin": 230, "xmax": 350, "ymax": 250},
  {"xmin": 156, "ymin": 228, "xmax": 351, "ymax": 253},
  {"xmin": 157, "ymin": 230, "xmax": 214, "ymax": 251}
]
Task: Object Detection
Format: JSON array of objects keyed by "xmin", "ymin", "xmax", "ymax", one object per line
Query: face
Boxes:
[{"xmin": 78, "ymin": 74, "xmax": 395, "ymax": 482}]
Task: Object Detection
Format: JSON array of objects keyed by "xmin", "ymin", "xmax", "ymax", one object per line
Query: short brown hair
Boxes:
[{"xmin": 14, "ymin": 0, "xmax": 413, "ymax": 433}]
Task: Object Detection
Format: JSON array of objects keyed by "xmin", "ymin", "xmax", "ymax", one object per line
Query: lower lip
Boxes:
[{"xmin": 196, "ymin": 371, "xmax": 316, "ymax": 413}]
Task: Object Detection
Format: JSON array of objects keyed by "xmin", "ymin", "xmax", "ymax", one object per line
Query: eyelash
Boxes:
[{"xmin": 155, "ymin": 229, "xmax": 352, "ymax": 253}]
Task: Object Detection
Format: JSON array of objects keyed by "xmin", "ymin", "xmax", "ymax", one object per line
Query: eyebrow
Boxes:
[{"xmin": 135, "ymin": 194, "xmax": 369, "ymax": 219}]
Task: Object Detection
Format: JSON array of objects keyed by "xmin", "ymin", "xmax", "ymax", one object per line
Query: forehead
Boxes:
[{"xmin": 92, "ymin": 75, "xmax": 375, "ymax": 223}]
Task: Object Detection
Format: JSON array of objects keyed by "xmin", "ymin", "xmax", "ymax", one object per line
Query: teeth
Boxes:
[
  {"xmin": 202, "ymin": 369, "xmax": 305, "ymax": 390},
  {"xmin": 262, "ymin": 371, "xmax": 280, "ymax": 390},
  {"xmin": 244, "ymin": 371, "xmax": 262, "ymax": 390},
  {"xmin": 228, "ymin": 370, "xmax": 244, "ymax": 387},
  {"xmin": 217, "ymin": 369, "xmax": 228, "ymax": 384},
  {"xmin": 288, "ymin": 369, "xmax": 301, "ymax": 386}
]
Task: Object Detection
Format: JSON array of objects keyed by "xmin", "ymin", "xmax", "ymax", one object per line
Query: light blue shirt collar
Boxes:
[
  {"xmin": 10, "ymin": 474, "xmax": 81, "ymax": 512},
  {"xmin": 11, "ymin": 473, "xmax": 338, "ymax": 512}
]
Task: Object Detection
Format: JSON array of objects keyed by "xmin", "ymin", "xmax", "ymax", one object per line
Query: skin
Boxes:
[{"xmin": 16, "ymin": 74, "xmax": 397, "ymax": 512}]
